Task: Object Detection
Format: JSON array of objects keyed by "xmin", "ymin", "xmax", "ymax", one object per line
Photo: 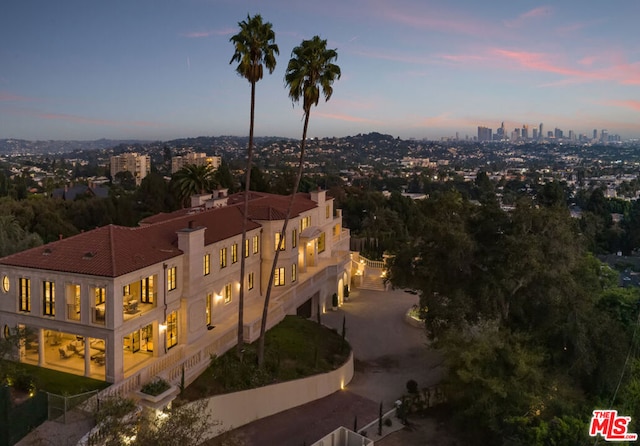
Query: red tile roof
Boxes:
[{"xmin": 0, "ymin": 192, "xmax": 320, "ymax": 278}]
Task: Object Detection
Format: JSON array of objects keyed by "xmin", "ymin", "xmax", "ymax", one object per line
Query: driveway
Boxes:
[{"xmin": 208, "ymin": 287, "xmax": 444, "ymax": 446}]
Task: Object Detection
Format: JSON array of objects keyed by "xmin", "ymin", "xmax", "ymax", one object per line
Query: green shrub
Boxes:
[{"xmin": 140, "ymin": 378, "xmax": 171, "ymax": 396}]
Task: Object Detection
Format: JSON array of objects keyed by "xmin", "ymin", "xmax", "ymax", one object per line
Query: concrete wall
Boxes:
[
  {"xmin": 311, "ymin": 427, "xmax": 373, "ymax": 446},
  {"xmin": 195, "ymin": 352, "xmax": 355, "ymax": 440}
]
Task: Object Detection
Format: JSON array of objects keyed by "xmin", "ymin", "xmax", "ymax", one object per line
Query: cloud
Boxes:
[
  {"xmin": 0, "ymin": 92, "xmax": 39, "ymax": 102},
  {"xmin": 504, "ymin": 6, "xmax": 553, "ymax": 28},
  {"xmin": 181, "ymin": 28, "xmax": 234, "ymax": 38},
  {"xmin": 3, "ymin": 107, "xmax": 164, "ymax": 128},
  {"xmin": 604, "ymin": 100, "xmax": 640, "ymax": 112}
]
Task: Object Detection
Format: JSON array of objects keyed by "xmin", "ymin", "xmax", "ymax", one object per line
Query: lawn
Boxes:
[
  {"xmin": 180, "ymin": 315, "xmax": 350, "ymax": 401},
  {"xmin": 3, "ymin": 360, "xmax": 109, "ymax": 395}
]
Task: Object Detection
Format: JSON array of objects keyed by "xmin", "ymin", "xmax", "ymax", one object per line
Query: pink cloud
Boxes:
[
  {"xmin": 578, "ymin": 56, "xmax": 597, "ymax": 66},
  {"xmin": 492, "ymin": 49, "xmax": 589, "ymax": 78},
  {"xmin": 0, "ymin": 92, "xmax": 38, "ymax": 102},
  {"xmin": 605, "ymin": 100, "xmax": 640, "ymax": 111},
  {"xmin": 504, "ymin": 6, "xmax": 552, "ymax": 28}
]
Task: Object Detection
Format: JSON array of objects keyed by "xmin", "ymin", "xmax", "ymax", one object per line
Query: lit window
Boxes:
[
  {"xmin": 67, "ymin": 284, "xmax": 81, "ymax": 321},
  {"xmin": 2, "ymin": 276, "xmax": 9, "ymax": 293},
  {"xmin": 292, "ymin": 263, "xmax": 297, "ymax": 283},
  {"xmin": 318, "ymin": 232, "xmax": 326, "ymax": 253},
  {"xmin": 275, "ymin": 232, "xmax": 285, "ymax": 251},
  {"xmin": 167, "ymin": 267, "xmax": 177, "ymax": 291},
  {"xmin": 140, "ymin": 275, "xmax": 155, "ymax": 303},
  {"xmin": 248, "ymin": 272, "xmax": 254, "ymax": 290},
  {"xmin": 274, "ymin": 267, "xmax": 285, "ymax": 287},
  {"xmin": 333, "ymin": 224, "xmax": 341, "ymax": 236},
  {"xmin": 206, "ymin": 293, "xmax": 212, "ymax": 326},
  {"xmin": 43, "ymin": 281, "xmax": 55, "ymax": 316},
  {"xmin": 326, "ymin": 204, "xmax": 330, "ymax": 219},
  {"xmin": 94, "ymin": 287, "xmax": 106, "ymax": 305},
  {"xmin": 232, "ymin": 243, "xmax": 238, "ymax": 263},
  {"xmin": 252, "ymin": 235, "xmax": 259, "ymax": 254},
  {"xmin": 204, "ymin": 254, "xmax": 211, "ymax": 276},
  {"xmin": 220, "ymin": 247, "xmax": 227, "ymax": 268},
  {"xmin": 300, "ymin": 216, "xmax": 311, "ymax": 232},
  {"xmin": 166, "ymin": 311, "xmax": 178, "ymax": 349},
  {"xmin": 224, "ymin": 283, "xmax": 232, "ymax": 303},
  {"xmin": 292, "ymin": 228, "xmax": 297, "ymax": 248},
  {"xmin": 19, "ymin": 278, "xmax": 31, "ymax": 312},
  {"xmin": 244, "ymin": 239, "xmax": 250, "ymax": 258}
]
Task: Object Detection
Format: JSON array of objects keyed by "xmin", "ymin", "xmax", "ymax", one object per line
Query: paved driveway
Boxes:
[{"xmin": 209, "ymin": 287, "xmax": 444, "ymax": 446}]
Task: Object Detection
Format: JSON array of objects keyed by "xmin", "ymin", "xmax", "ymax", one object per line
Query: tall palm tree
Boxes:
[
  {"xmin": 230, "ymin": 14, "xmax": 279, "ymax": 356},
  {"xmin": 257, "ymin": 36, "xmax": 341, "ymax": 366},
  {"xmin": 172, "ymin": 164, "xmax": 216, "ymax": 207}
]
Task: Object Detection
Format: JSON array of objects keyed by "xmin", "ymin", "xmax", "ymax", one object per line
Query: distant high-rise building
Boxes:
[
  {"xmin": 554, "ymin": 128, "xmax": 563, "ymax": 139},
  {"xmin": 600, "ymin": 129, "xmax": 608, "ymax": 142},
  {"xmin": 110, "ymin": 153, "xmax": 150, "ymax": 185},
  {"xmin": 171, "ymin": 152, "xmax": 222, "ymax": 174},
  {"xmin": 532, "ymin": 129, "xmax": 538, "ymax": 140},
  {"xmin": 539, "ymin": 123, "xmax": 543, "ymax": 140},
  {"xmin": 593, "ymin": 129, "xmax": 598, "ymax": 140},
  {"xmin": 522, "ymin": 124, "xmax": 529, "ymax": 140},
  {"xmin": 477, "ymin": 126, "xmax": 492, "ymax": 142},
  {"xmin": 548, "ymin": 131, "xmax": 553, "ymax": 138},
  {"xmin": 568, "ymin": 130, "xmax": 575, "ymax": 141}
]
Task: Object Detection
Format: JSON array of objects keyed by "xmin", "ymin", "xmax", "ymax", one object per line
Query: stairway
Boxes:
[{"xmin": 358, "ymin": 269, "xmax": 386, "ymax": 291}]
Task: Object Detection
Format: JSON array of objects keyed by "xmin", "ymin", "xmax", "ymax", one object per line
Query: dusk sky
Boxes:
[{"xmin": 2, "ymin": 1, "xmax": 640, "ymax": 141}]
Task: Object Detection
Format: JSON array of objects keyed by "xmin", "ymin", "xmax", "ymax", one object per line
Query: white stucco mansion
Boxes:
[{"xmin": 0, "ymin": 189, "xmax": 351, "ymax": 385}]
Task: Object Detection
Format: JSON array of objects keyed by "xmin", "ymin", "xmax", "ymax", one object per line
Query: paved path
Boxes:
[{"xmin": 210, "ymin": 287, "xmax": 444, "ymax": 445}]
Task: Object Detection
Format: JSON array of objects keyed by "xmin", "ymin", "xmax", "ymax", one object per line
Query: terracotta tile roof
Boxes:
[{"xmin": 0, "ymin": 205, "xmax": 259, "ymax": 278}]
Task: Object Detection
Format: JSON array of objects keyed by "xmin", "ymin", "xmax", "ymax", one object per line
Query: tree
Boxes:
[
  {"xmin": 0, "ymin": 214, "xmax": 42, "ymax": 256},
  {"xmin": 257, "ymin": 36, "xmax": 340, "ymax": 366},
  {"xmin": 172, "ymin": 164, "xmax": 217, "ymax": 208},
  {"xmin": 230, "ymin": 14, "xmax": 279, "ymax": 357}
]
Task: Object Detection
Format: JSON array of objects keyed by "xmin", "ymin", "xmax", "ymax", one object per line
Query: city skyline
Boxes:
[{"xmin": 1, "ymin": 0, "xmax": 639, "ymax": 141}]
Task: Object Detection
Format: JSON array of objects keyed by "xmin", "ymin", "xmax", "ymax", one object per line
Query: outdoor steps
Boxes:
[{"xmin": 358, "ymin": 270, "xmax": 386, "ymax": 291}]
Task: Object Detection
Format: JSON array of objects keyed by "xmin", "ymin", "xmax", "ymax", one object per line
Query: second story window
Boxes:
[
  {"xmin": 275, "ymin": 232, "xmax": 285, "ymax": 251},
  {"xmin": 318, "ymin": 232, "xmax": 326, "ymax": 253},
  {"xmin": 95, "ymin": 287, "xmax": 106, "ymax": 305},
  {"xmin": 204, "ymin": 254, "xmax": 211, "ymax": 276},
  {"xmin": 326, "ymin": 204, "xmax": 330, "ymax": 219},
  {"xmin": 300, "ymin": 216, "xmax": 311, "ymax": 232},
  {"xmin": 220, "ymin": 247, "xmax": 227, "ymax": 268},
  {"xmin": 232, "ymin": 243, "xmax": 238, "ymax": 263},
  {"xmin": 224, "ymin": 283, "xmax": 232, "ymax": 303},
  {"xmin": 19, "ymin": 278, "xmax": 31, "ymax": 312},
  {"xmin": 292, "ymin": 228, "xmax": 298, "ymax": 248},
  {"xmin": 167, "ymin": 267, "xmax": 177, "ymax": 291},
  {"xmin": 252, "ymin": 235, "xmax": 259, "ymax": 254},
  {"xmin": 43, "ymin": 281, "xmax": 55, "ymax": 316},
  {"xmin": 244, "ymin": 239, "xmax": 250, "ymax": 258},
  {"xmin": 292, "ymin": 263, "xmax": 297, "ymax": 283},
  {"xmin": 206, "ymin": 293, "xmax": 212, "ymax": 326},
  {"xmin": 248, "ymin": 272, "xmax": 254, "ymax": 290},
  {"xmin": 274, "ymin": 267, "xmax": 285, "ymax": 287}
]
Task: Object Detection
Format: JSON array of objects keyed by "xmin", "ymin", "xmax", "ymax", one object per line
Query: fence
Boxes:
[{"xmin": 47, "ymin": 390, "xmax": 98, "ymax": 424}]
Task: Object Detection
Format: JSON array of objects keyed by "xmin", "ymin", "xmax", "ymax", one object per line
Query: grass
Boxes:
[
  {"xmin": 180, "ymin": 315, "xmax": 350, "ymax": 401},
  {"xmin": 3, "ymin": 360, "xmax": 109, "ymax": 395}
]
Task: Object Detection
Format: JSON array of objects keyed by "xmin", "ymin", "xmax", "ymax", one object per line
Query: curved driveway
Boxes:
[{"xmin": 214, "ymin": 287, "xmax": 444, "ymax": 446}]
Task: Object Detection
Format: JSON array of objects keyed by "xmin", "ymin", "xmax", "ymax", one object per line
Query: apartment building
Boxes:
[
  {"xmin": 171, "ymin": 152, "xmax": 221, "ymax": 174},
  {"xmin": 110, "ymin": 153, "xmax": 151, "ymax": 185},
  {"xmin": 0, "ymin": 190, "xmax": 350, "ymax": 384}
]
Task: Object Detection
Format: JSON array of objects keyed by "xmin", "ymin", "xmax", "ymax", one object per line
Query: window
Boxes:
[
  {"xmin": 140, "ymin": 275, "xmax": 155, "ymax": 303},
  {"xmin": 326, "ymin": 204, "xmax": 330, "ymax": 219},
  {"xmin": 123, "ymin": 284, "xmax": 131, "ymax": 296},
  {"xmin": 220, "ymin": 247, "xmax": 227, "ymax": 268},
  {"xmin": 167, "ymin": 267, "xmax": 177, "ymax": 291},
  {"xmin": 223, "ymin": 283, "xmax": 232, "ymax": 303},
  {"xmin": 94, "ymin": 287, "xmax": 106, "ymax": 305},
  {"xmin": 248, "ymin": 272, "xmax": 254, "ymax": 290},
  {"xmin": 231, "ymin": 243, "xmax": 238, "ymax": 263},
  {"xmin": 292, "ymin": 263, "xmax": 297, "ymax": 283},
  {"xmin": 318, "ymin": 232, "xmax": 326, "ymax": 253},
  {"xmin": 19, "ymin": 278, "xmax": 30, "ymax": 312},
  {"xmin": 292, "ymin": 228, "xmax": 297, "ymax": 248},
  {"xmin": 2, "ymin": 276, "xmax": 9, "ymax": 293},
  {"xmin": 274, "ymin": 267, "xmax": 285, "ymax": 287},
  {"xmin": 206, "ymin": 293, "xmax": 212, "ymax": 326},
  {"xmin": 43, "ymin": 281, "xmax": 55, "ymax": 316},
  {"xmin": 275, "ymin": 232, "xmax": 285, "ymax": 251},
  {"xmin": 67, "ymin": 284, "xmax": 81, "ymax": 321},
  {"xmin": 166, "ymin": 311, "xmax": 177, "ymax": 349},
  {"xmin": 244, "ymin": 239, "xmax": 250, "ymax": 258},
  {"xmin": 333, "ymin": 224, "xmax": 341, "ymax": 237},
  {"xmin": 252, "ymin": 235, "xmax": 259, "ymax": 254},
  {"xmin": 300, "ymin": 216, "xmax": 311, "ymax": 232},
  {"xmin": 204, "ymin": 254, "xmax": 211, "ymax": 276}
]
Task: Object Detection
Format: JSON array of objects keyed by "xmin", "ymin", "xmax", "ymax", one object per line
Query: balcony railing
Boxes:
[{"xmin": 67, "ymin": 304, "xmax": 80, "ymax": 321}]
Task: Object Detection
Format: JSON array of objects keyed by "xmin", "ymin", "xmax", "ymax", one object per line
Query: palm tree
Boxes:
[
  {"xmin": 229, "ymin": 14, "xmax": 279, "ymax": 356},
  {"xmin": 257, "ymin": 36, "xmax": 341, "ymax": 366},
  {"xmin": 172, "ymin": 164, "xmax": 216, "ymax": 207}
]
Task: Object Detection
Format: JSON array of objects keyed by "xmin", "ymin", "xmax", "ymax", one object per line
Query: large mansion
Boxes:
[{"xmin": 0, "ymin": 189, "xmax": 351, "ymax": 384}]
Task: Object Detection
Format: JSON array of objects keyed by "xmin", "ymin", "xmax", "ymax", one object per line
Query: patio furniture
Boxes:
[{"xmin": 59, "ymin": 348, "xmax": 72, "ymax": 359}]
